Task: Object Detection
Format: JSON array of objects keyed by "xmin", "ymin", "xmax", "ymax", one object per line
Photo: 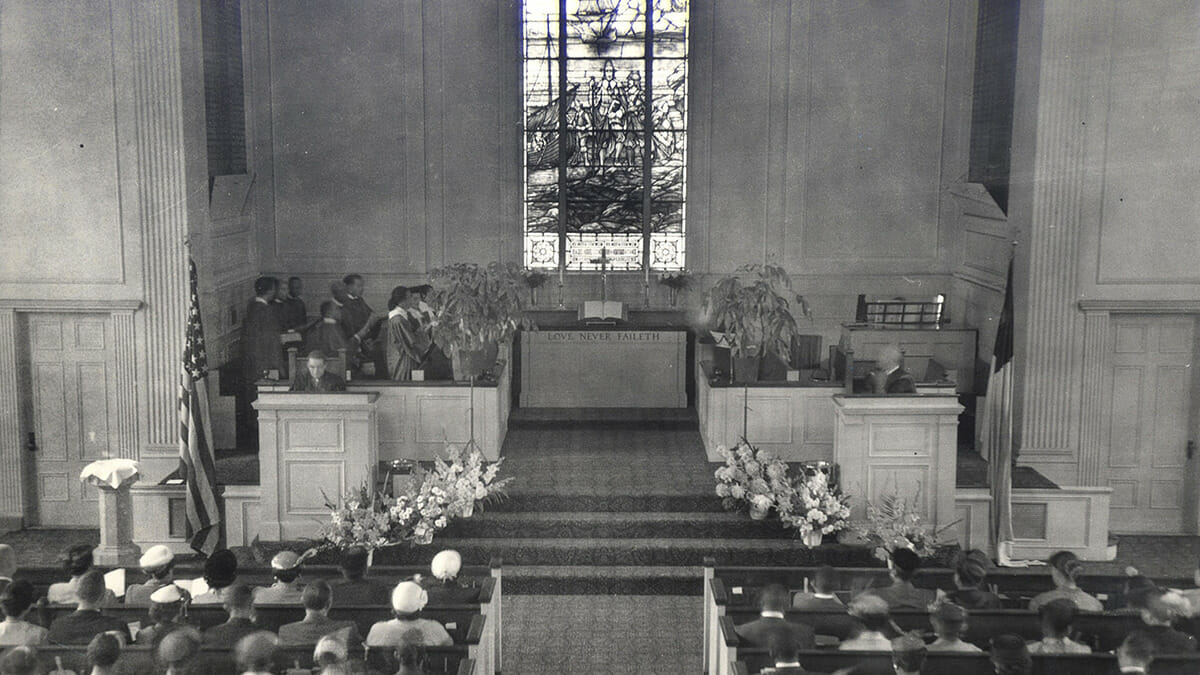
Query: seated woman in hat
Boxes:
[
  {"xmin": 190, "ymin": 549, "xmax": 239, "ymax": 605},
  {"xmin": 1028, "ymin": 550, "xmax": 1103, "ymax": 612},
  {"xmin": 253, "ymin": 551, "xmax": 306, "ymax": 605},
  {"xmin": 421, "ymin": 550, "xmax": 479, "ymax": 605},
  {"xmin": 126, "ymin": 545, "xmax": 177, "ymax": 605},
  {"xmin": 944, "ymin": 548, "xmax": 1002, "ymax": 610},
  {"xmin": 365, "ymin": 581, "xmax": 453, "ymax": 648},
  {"xmin": 135, "ymin": 584, "xmax": 191, "ymax": 647},
  {"xmin": 47, "ymin": 544, "xmax": 115, "ymax": 606}
]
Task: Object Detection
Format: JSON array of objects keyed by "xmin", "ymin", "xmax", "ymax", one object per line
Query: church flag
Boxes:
[
  {"xmin": 178, "ymin": 258, "xmax": 221, "ymax": 555},
  {"xmin": 983, "ymin": 258, "xmax": 1017, "ymax": 564}
]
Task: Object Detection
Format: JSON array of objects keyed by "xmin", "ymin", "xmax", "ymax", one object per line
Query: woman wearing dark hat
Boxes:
[
  {"xmin": 989, "ymin": 634, "xmax": 1032, "ymax": 675},
  {"xmin": 1028, "ymin": 551, "xmax": 1103, "ymax": 612},
  {"xmin": 47, "ymin": 544, "xmax": 114, "ymax": 606},
  {"xmin": 191, "ymin": 549, "xmax": 239, "ymax": 605},
  {"xmin": 946, "ymin": 549, "xmax": 1002, "ymax": 610}
]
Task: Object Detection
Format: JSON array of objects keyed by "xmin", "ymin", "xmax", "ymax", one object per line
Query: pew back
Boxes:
[{"xmin": 732, "ymin": 653, "xmax": 1200, "ymax": 675}]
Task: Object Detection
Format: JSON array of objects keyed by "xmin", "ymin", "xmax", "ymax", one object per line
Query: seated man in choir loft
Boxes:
[{"xmin": 290, "ymin": 351, "xmax": 346, "ymax": 393}]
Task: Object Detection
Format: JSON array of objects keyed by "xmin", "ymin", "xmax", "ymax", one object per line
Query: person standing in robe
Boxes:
[
  {"xmin": 387, "ymin": 286, "xmax": 428, "ymax": 381},
  {"xmin": 408, "ymin": 285, "xmax": 451, "ymax": 380},
  {"xmin": 305, "ymin": 301, "xmax": 351, "ymax": 364},
  {"xmin": 278, "ymin": 276, "xmax": 310, "ymax": 333},
  {"xmin": 340, "ymin": 274, "xmax": 385, "ymax": 376},
  {"xmin": 242, "ymin": 276, "xmax": 285, "ymax": 384}
]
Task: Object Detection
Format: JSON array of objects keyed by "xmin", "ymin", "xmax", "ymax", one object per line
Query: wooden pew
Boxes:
[
  {"xmin": 3, "ymin": 643, "xmax": 478, "ymax": 675},
  {"xmin": 26, "ymin": 559, "xmax": 503, "ymax": 675},
  {"xmin": 717, "ymin": 606, "xmax": 1148, "ymax": 653},
  {"xmin": 730, "ymin": 653, "xmax": 1200, "ymax": 675}
]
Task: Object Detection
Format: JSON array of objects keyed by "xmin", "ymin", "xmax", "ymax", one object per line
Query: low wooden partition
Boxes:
[
  {"xmin": 14, "ymin": 638, "xmax": 478, "ymax": 675},
  {"xmin": 259, "ymin": 354, "xmax": 511, "ymax": 462},
  {"xmin": 730, "ymin": 653, "xmax": 1200, "ymax": 675}
]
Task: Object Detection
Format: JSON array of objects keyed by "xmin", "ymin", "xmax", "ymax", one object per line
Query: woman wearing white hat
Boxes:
[
  {"xmin": 423, "ymin": 550, "xmax": 479, "ymax": 605},
  {"xmin": 134, "ymin": 584, "xmax": 190, "ymax": 647},
  {"xmin": 126, "ymin": 545, "xmax": 176, "ymax": 605},
  {"xmin": 365, "ymin": 581, "xmax": 452, "ymax": 648}
]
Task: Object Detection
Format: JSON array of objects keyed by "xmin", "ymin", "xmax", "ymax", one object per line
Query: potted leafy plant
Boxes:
[
  {"xmin": 702, "ymin": 264, "xmax": 810, "ymax": 383},
  {"xmin": 430, "ymin": 262, "xmax": 534, "ymax": 380}
]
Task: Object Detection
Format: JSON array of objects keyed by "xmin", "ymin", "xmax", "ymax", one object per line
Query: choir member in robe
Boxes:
[
  {"xmin": 306, "ymin": 301, "xmax": 351, "ymax": 363},
  {"xmin": 387, "ymin": 286, "xmax": 428, "ymax": 381},
  {"xmin": 340, "ymin": 274, "xmax": 386, "ymax": 376},
  {"xmin": 278, "ymin": 276, "xmax": 309, "ymax": 332},
  {"xmin": 242, "ymin": 276, "xmax": 285, "ymax": 384},
  {"xmin": 408, "ymin": 284, "xmax": 452, "ymax": 380}
]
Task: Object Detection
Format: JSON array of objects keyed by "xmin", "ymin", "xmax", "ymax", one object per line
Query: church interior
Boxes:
[{"xmin": 1, "ymin": 0, "xmax": 1200, "ymax": 673}]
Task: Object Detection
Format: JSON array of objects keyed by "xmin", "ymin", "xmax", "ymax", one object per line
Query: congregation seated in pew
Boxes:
[
  {"xmin": 331, "ymin": 547, "xmax": 392, "ymax": 607},
  {"xmin": 863, "ymin": 548, "xmax": 935, "ymax": 611},
  {"xmin": 792, "ymin": 567, "xmax": 844, "ymax": 612},
  {"xmin": 366, "ymin": 581, "xmax": 454, "ymax": 649},
  {"xmin": 134, "ymin": 584, "xmax": 189, "ymax": 647},
  {"xmin": 737, "ymin": 584, "xmax": 815, "ymax": 651},
  {"xmin": 837, "ymin": 596, "xmax": 893, "ymax": 652},
  {"xmin": 1028, "ymin": 551, "xmax": 1103, "ymax": 613},
  {"xmin": 925, "ymin": 602, "xmax": 980, "ymax": 653},
  {"xmin": 421, "ymin": 551, "xmax": 480, "ymax": 606},
  {"xmin": 203, "ymin": 584, "xmax": 262, "ymax": 646},
  {"xmin": 88, "ymin": 632, "xmax": 121, "ymax": 675},
  {"xmin": 46, "ymin": 545, "xmax": 115, "ymax": 607},
  {"xmin": 1027, "ymin": 598, "xmax": 1091, "ymax": 654},
  {"xmin": 277, "ymin": 580, "xmax": 362, "ymax": 652},
  {"xmin": 190, "ymin": 549, "xmax": 240, "ymax": 606},
  {"xmin": 943, "ymin": 549, "xmax": 1002, "ymax": 610}
]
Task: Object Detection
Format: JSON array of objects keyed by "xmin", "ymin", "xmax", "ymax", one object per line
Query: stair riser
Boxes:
[
  {"xmin": 505, "ymin": 577, "xmax": 702, "ymax": 596},
  {"xmin": 376, "ymin": 542, "xmax": 881, "ymax": 568},
  {"xmin": 443, "ymin": 518, "xmax": 792, "ymax": 540},
  {"xmin": 491, "ymin": 494, "xmax": 725, "ymax": 513}
]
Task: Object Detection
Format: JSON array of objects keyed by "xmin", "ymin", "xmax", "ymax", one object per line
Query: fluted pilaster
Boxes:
[
  {"xmin": 0, "ymin": 310, "xmax": 22, "ymax": 518},
  {"xmin": 112, "ymin": 310, "xmax": 139, "ymax": 459},
  {"xmin": 130, "ymin": 1, "xmax": 190, "ymax": 449},
  {"xmin": 1077, "ymin": 310, "xmax": 1109, "ymax": 485},
  {"xmin": 1018, "ymin": 0, "xmax": 1092, "ymax": 458}
]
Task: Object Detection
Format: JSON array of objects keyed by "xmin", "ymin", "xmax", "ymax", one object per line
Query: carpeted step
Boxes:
[
  {"xmin": 491, "ymin": 493, "xmax": 724, "ymax": 513},
  {"xmin": 442, "ymin": 511, "xmax": 795, "ymax": 540},
  {"xmin": 505, "ymin": 565, "xmax": 703, "ymax": 596}
]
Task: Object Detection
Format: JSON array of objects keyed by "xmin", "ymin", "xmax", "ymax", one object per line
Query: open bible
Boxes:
[{"xmin": 579, "ymin": 300, "xmax": 626, "ymax": 323}]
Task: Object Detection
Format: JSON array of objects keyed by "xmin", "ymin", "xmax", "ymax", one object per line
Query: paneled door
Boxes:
[
  {"xmin": 22, "ymin": 314, "xmax": 117, "ymax": 527},
  {"xmin": 1107, "ymin": 315, "xmax": 1197, "ymax": 533}
]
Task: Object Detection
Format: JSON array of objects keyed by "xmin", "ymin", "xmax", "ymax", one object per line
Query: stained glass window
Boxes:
[{"xmin": 523, "ymin": 0, "xmax": 688, "ymax": 272}]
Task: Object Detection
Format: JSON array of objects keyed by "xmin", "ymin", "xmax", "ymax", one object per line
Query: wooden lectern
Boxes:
[
  {"xmin": 833, "ymin": 394, "xmax": 963, "ymax": 534},
  {"xmin": 254, "ymin": 392, "xmax": 379, "ymax": 540}
]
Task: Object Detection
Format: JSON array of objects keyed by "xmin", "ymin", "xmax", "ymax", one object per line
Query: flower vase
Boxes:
[
  {"xmin": 669, "ymin": 287, "xmax": 679, "ymax": 307},
  {"xmin": 530, "ymin": 287, "xmax": 539, "ymax": 307},
  {"xmin": 803, "ymin": 530, "xmax": 823, "ymax": 548},
  {"xmin": 749, "ymin": 505, "xmax": 769, "ymax": 521},
  {"xmin": 367, "ymin": 548, "xmax": 375, "ymax": 568},
  {"xmin": 461, "ymin": 500, "xmax": 474, "ymax": 518}
]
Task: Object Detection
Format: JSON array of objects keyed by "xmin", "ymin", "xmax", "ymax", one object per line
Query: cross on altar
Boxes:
[{"xmin": 590, "ymin": 246, "xmax": 611, "ymax": 302}]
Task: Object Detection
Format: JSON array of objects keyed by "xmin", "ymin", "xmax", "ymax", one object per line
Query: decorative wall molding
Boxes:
[
  {"xmin": 111, "ymin": 310, "xmax": 139, "ymax": 460},
  {"xmin": 0, "ymin": 300, "xmax": 142, "ymax": 312},
  {"xmin": 0, "ymin": 310, "xmax": 22, "ymax": 518},
  {"xmin": 1078, "ymin": 299, "xmax": 1200, "ymax": 313}
]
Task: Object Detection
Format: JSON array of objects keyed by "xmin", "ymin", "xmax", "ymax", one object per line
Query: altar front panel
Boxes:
[{"xmin": 521, "ymin": 330, "xmax": 687, "ymax": 408}]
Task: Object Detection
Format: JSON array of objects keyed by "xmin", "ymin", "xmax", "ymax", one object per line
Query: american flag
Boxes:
[
  {"xmin": 982, "ymin": 258, "xmax": 1016, "ymax": 564},
  {"xmin": 178, "ymin": 258, "xmax": 221, "ymax": 555}
]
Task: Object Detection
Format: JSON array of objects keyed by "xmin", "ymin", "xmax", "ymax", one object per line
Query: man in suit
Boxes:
[
  {"xmin": 1117, "ymin": 632, "xmax": 1155, "ymax": 674},
  {"xmin": 46, "ymin": 571, "xmax": 131, "ymax": 645},
  {"xmin": 290, "ymin": 352, "xmax": 346, "ymax": 393},
  {"xmin": 792, "ymin": 566, "xmax": 844, "ymax": 611},
  {"xmin": 202, "ymin": 583, "xmax": 262, "ymax": 646},
  {"xmin": 330, "ymin": 547, "xmax": 391, "ymax": 607},
  {"xmin": 864, "ymin": 547, "xmax": 936, "ymax": 611},
  {"xmin": 736, "ymin": 583, "xmax": 815, "ymax": 650},
  {"xmin": 761, "ymin": 628, "xmax": 823, "ymax": 674},
  {"xmin": 125, "ymin": 545, "xmax": 176, "ymax": 605},
  {"xmin": 278, "ymin": 580, "xmax": 362, "ymax": 650},
  {"xmin": 1135, "ymin": 589, "xmax": 1197, "ymax": 653},
  {"xmin": 870, "ymin": 344, "xmax": 916, "ymax": 394}
]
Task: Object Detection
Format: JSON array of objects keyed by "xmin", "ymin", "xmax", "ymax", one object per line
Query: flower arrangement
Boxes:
[
  {"xmin": 521, "ymin": 269, "xmax": 551, "ymax": 289},
  {"xmin": 852, "ymin": 482, "xmax": 957, "ymax": 561},
  {"xmin": 714, "ymin": 442, "xmax": 792, "ymax": 520},
  {"xmin": 780, "ymin": 469, "xmax": 852, "ymax": 541},
  {"xmin": 321, "ymin": 442, "xmax": 511, "ymax": 551},
  {"xmin": 657, "ymin": 270, "xmax": 693, "ymax": 291}
]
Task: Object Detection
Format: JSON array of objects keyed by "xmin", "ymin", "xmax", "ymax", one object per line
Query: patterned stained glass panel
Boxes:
[{"xmin": 523, "ymin": 0, "xmax": 688, "ymax": 272}]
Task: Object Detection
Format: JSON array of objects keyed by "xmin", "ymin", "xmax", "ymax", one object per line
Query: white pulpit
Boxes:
[
  {"xmin": 833, "ymin": 394, "xmax": 962, "ymax": 533},
  {"xmin": 254, "ymin": 392, "xmax": 379, "ymax": 540}
]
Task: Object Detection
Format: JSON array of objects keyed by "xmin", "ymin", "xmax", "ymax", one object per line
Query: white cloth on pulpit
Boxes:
[{"xmin": 80, "ymin": 458, "xmax": 140, "ymax": 489}]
